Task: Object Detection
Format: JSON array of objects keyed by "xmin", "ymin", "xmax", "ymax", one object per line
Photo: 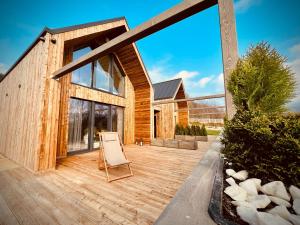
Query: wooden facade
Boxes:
[
  {"xmin": 0, "ymin": 19, "xmax": 153, "ymax": 171},
  {"xmin": 153, "ymin": 82, "xmax": 188, "ymax": 139}
]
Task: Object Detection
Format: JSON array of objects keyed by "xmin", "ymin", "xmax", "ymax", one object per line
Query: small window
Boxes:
[{"xmin": 71, "ymin": 47, "xmax": 92, "ymax": 87}]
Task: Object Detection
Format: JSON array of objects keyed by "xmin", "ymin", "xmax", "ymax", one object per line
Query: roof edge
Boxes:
[
  {"xmin": 1, "ymin": 17, "xmax": 126, "ymax": 83},
  {"xmin": 153, "ymin": 78, "xmax": 184, "ymax": 101}
]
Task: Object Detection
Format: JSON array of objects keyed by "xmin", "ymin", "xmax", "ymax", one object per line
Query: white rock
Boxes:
[
  {"xmin": 269, "ymin": 196, "xmax": 291, "ymax": 207},
  {"xmin": 247, "ymin": 195, "xmax": 271, "ymax": 209},
  {"xmin": 268, "ymin": 205, "xmax": 300, "ymax": 225},
  {"xmin": 226, "ymin": 177, "xmax": 236, "ymax": 186},
  {"xmin": 290, "ymin": 214, "xmax": 300, "ymax": 225},
  {"xmin": 269, "ymin": 205, "xmax": 292, "ymax": 221},
  {"xmin": 261, "ymin": 181, "xmax": 290, "ymax": 201},
  {"xmin": 247, "ymin": 178, "xmax": 262, "ymax": 190},
  {"xmin": 239, "ymin": 179, "xmax": 259, "ymax": 196},
  {"xmin": 232, "ymin": 170, "xmax": 248, "ymax": 180},
  {"xmin": 224, "ymin": 185, "xmax": 247, "ymax": 201},
  {"xmin": 236, "ymin": 206, "xmax": 259, "ymax": 225},
  {"xmin": 232, "ymin": 201, "xmax": 256, "ymax": 209},
  {"xmin": 290, "ymin": 185, "xmax": 300, "ymax": 200},
  {"xmin": 225, "ymin": 169, "xmax": 236, "ymax": 176},
  {"xmin": 258, "ymin": 212, "xmax": 292, "ymax": 225},
  {"xmin": 294, "ymin": 198, "xmax": 300, "ymax": 215}
]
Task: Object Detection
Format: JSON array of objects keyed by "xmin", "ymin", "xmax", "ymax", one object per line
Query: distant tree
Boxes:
[{"xmin": 228, "ymin": 42, "xmax": 296, "ymax": 113}]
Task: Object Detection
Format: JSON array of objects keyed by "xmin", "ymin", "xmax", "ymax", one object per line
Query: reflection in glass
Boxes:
[
  {"xmin": 112, "ymin": 61, "xmax": 125, "ymax": 96},
  {"xmin": 68, "ymin": 99, "xmax": 90, "ymax": 152},
  {"xmin": 112, "ymin": 106, "xmax": 124, "ymax": 142},
  {"xmin": 72, "ymin": 47, "xmax": 92, "ymax": 87},
  {"xmin": 93, "ymin": 103, "xmax": 109, "ymax": 148},
  {"xmin": 94, "ymin": 56, "xmax": 110, "ymax": 91}
]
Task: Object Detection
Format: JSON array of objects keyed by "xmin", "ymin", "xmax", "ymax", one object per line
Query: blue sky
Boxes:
[{"xmin": 0, "ymin": 0, "xmax": 299, "ymax": 111}]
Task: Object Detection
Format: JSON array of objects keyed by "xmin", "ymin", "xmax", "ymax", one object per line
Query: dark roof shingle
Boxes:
[{"xmin": 153, "ymin": 78, "xmax": 182, "ymax": 100}]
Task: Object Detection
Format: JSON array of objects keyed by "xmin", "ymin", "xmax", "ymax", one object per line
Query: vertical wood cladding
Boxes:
[{"xmin": 0, "ymin": 34, "xmax": 50, "ymax": 171}]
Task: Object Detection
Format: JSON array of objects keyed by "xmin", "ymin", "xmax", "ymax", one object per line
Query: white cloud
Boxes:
[
  {"xmin": 198, "ymin": 76, "xmax": 213, "ymax": 88},
  {"xmin": 173, "ymin": 70, "xmax": 199, "ymax": 80},
  {"xmin": 148, "ymin": 66, "xmax": 167, "ymax": 83},
  {"xmin": 289, "ymin": 43, "xmax": 300, "ymax": 56},
  {"xmin": 234, "ymin": 0, "xmax": 260, "ymax": 13},
  {"xmin": 0, "ymin": 63, "xmax": 7, "ymax": 74}
]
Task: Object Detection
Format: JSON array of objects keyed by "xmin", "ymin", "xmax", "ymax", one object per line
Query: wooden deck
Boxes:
[{"xmin": 0, "ymin": 143, "xmax": 212, "ymax": 225}]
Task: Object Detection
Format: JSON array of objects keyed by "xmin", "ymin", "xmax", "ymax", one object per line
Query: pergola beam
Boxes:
[
  {"xmin": 52, "ymin": 0, "xmax": 217, "ymax": 79},
  {"xmin": 176, "ymin": 105, "xmax": 225, "ymax": 112},
  {"xmin": 153, "ymin": 93, "xmax": 225, "ymax": 105}
]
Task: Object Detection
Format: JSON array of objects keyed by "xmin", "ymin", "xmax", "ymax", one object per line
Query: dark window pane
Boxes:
[
  {"xmin": 93, "ymin": 103, "xmax": 110, "ymax": 148},
  {"xmin": 68, "ymin": 99, "xmax": 90, "ymax": 152},
  {"xmin": 94, "ymin": 56, "xmax": 110, "ymax": 91},
  {"xmin": 112, "ymin": 60, "xmax": 125, "ymax": 96},
  {"xmin": 72, "ymin": 47, "xmax": 92, "ymax": 87}
]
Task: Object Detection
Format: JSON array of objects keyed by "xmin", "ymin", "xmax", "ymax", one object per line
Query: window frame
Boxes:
[
  {"xmin": 67, "ymin": 97, "xmax": 125, "ymax": 155},
  {"xmin": 71, "ymin": 47, "xmax": 126, "ymax": 98}
]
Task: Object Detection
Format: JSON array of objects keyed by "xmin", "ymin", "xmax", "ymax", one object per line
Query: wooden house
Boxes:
[
  {"xmin": 0, "ymin": 17, "xmax": 157, "ymax": 172},
  {"xmin": 153, "ymin": 78, "xmax": 189, "ymax": 139}
]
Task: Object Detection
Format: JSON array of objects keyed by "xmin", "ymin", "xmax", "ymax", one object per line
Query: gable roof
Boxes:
[
  {"xmin": 153, "ymin": 78, "xmax": 184, "ymax": 100},
  {"xmin": 2, "ymin": 17, "xmax": 126, "ymax": 79}
]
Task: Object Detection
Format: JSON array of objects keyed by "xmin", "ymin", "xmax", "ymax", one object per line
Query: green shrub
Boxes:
[
  {"xmin": 201, "ymin": 124, "xmax": 208, "ymax": 136},
  {"xmin": 221, "ymin": 110, "xmax": 300, "ymax": 186},
  {"xmin": 185, "ymin": 125, "xmax": 191, "ymax": 135},
  {"xmin": 228, "ymin": 42, "xmax": 296, "ymax": 113},
  {"xmin": 196, "ymin": 125, "xmax": 202, "ymax": 136},
  {"xmin": 175, "ymin": 124, "xmax": 180, "ymax": 135}
]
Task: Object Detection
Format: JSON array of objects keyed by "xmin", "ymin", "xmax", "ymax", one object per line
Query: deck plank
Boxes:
[{"xmin": 0, "ymin": 142, "xmax": 213, "ymax": 225}]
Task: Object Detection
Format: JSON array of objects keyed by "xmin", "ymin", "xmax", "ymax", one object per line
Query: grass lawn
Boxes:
[{"xmin": 207, "ymin": 129, "xmax": 221, "ymax": 136}]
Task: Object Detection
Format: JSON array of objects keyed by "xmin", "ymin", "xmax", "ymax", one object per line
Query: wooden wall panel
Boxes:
[
  {"xmin": 117, "ymin": 45, "xmax": 152, "ymax": 144},
  {"xmin": 0, "ymin": 35, "xmax": 49, "ymax": 171},
  {"xmin": 124, "ymin": 76, "xmax": 135, "ymax": 144},
  {"xmin": 37, "ymin": 33, "xmax": 63, "ymax": 170},
  {"xmin": 175, "ymin": 84, "xmax": 188, "ymax": 126},
  {"xmin": 156, "ymin": 103, "xmax": 175, "ymax": 139}
]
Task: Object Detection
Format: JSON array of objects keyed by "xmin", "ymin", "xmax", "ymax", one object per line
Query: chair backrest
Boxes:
[{"xmin": 99, "ymin": 132, "xmax": 128, "ymax": 166}]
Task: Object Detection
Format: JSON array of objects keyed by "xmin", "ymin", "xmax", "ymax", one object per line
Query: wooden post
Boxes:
[{"xmin": 218, "ymin": 0, "xmax": 238, "ymax": 119}]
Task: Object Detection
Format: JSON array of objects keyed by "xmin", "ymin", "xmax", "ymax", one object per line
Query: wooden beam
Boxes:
[
  {"xmin": 153, "ymin": 94, "xmax": 225, "ymax": 105},
  {"xmin": 176, "ymin": 106, "xmax": 225, "ymax": 112},
  {"xmin": 218, "ymin": 0, "xmax": 238, "ymax": 119},
  {"xmin": 52, "ymin": 0, "xmax": 217, "ymax": 79}
]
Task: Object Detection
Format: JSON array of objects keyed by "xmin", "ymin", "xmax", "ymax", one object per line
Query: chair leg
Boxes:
[{"xmin": 106, "ymin": 164, "xmax": 134, "ymax": 183}]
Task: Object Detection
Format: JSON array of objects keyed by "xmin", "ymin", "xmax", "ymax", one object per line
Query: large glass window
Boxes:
[
  {"xmin": 68, "ymin": 98, "xmax": 124, "ymax": 153},
  {"xmin": 71, "ymin": 47, "xmax": 125, "ymax": 97},
  {"xmin": 71, "ymin": 47, "xmax": 92, "ymax": 87},
  {"xmin": 68, "ymin": 99, "xmax": 91, "ymax": 152}
]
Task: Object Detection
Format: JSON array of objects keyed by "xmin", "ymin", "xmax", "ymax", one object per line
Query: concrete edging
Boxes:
[
  {"xmin": 208, "ymin": 157, "xmax": 238, "ymax": 225},
  {"xmin": 154, "ymin": 139, "xmax": 222, "ymax": 225}
]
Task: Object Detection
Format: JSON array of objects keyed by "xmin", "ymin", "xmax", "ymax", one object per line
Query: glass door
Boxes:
[
  {"xmin": 93, "ymin": 103, "xmax": 110, "ymax": 148},
  {"xmin": 67, "ymin": 98, "xmax": 124, "ymax": 153},
  {"xmin": 68, "ymin": 98, "xmax": 91, "ymax": 152}
]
